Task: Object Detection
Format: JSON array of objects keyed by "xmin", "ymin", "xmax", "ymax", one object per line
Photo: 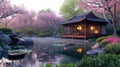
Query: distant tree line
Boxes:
[{"xmin": 0, "ymin": 0, "xmax": 63, "ymax": 36}]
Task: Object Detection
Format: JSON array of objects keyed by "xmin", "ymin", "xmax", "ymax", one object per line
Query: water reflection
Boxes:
[{"xmin": 1, "ymin": 37, "xmax": 95, "ymax": 67}]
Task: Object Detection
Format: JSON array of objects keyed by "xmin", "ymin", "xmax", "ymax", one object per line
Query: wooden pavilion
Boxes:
[{"xmin": 59, "ymin": 12, "xmax": 109, "ymax": 38}]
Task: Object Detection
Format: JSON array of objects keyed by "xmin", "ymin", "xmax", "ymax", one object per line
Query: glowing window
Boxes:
[
  {"xmin": 77, "ymin": 25, "xmax": 82, "ymax": 30},
  {"xmin": 90, "ymin": 26, "xmax": 95, "ymax": 30},
  {"xmin": 95, "ymin": 30, "xmax": 99, "ymax": 34}
]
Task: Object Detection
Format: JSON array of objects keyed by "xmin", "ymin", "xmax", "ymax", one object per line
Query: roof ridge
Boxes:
[{"xmin": 58, "ymin": 11, "xmax": 110, "ymax": 25}]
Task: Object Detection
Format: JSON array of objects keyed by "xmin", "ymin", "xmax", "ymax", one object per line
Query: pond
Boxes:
[{"xmin": 1, "ymin": 37, "xmax": 95, "ymax": 67}]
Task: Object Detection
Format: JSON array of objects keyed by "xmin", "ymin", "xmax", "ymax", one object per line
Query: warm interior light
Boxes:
[
  {"xmin": 63, "ymin": 47, "xmax": 67, "ymax": 50},
  {"xmin": 77, "ymin": 48, "xmax": 82, "ymax": 53},
  {"xmin": 95, "ymin": 30, "xmax": 99, "ymax": 34},
  {"xmin": 77, "ymin": 25, "xmax": 82, "ymax": 30},
  {"xmin": 90, "ymin": 26, "xmax": 95, "ymax": 30}
]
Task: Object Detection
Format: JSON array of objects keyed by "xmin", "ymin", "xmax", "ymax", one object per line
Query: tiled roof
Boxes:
[{"xmin": 59, "ymin": 11, "xmax": 111, "ymax": 25}]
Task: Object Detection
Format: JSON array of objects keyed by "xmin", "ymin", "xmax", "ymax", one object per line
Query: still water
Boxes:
[{"xmin": 2, "ymin": 37, "xmax": 94, "ymax": 67}]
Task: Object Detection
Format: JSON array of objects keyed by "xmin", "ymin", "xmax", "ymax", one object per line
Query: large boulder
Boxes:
[
  {"xmin": 87, "ymin": 48, "xmax": 105, "ymax": 56},
  {"xmin": 2, "ymin": 45, "xmax": 11, "ymax": 50},
  {"xmin": 87, "ymin": 42, "xmax": 105, "ymax": 56},
  {"xmin": 0, "ymin": 31, "xmax": 12, "ymax": 45},
  {"xmin": 91, "ymin": 42, "xmax": 100, "ymax": 49},
  {"xmin": 0, "ymin": 46, "xmax": 3, "ymax": 59},
  {"xmin": 9, "ymin": 32, "xmax": 25, "ymax": 45}
]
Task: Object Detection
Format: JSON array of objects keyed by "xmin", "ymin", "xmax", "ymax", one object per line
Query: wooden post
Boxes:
[{"xmin": 84, "ymin": 23, "xmax": 87, "ymax": 51}]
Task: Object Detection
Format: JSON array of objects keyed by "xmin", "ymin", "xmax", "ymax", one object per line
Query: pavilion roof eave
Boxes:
[
  {"xmin": 86, "ymin": 18, "xmax": 110, "ymax": 23},
  {"xmin": 58, "ymin": 11, "xmax": 111, "ymax": 25},
  {"xmin": 59, "ymin": 16, "xmax": 86, "ymax": 25}
]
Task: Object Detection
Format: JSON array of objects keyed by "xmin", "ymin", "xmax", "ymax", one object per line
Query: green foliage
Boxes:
[
  {"xmin": 8, "ymin": 49, "xmax": 32, "ymax": 53},
  {"xmin": 60, "ymin": 56, "xmax": 79, "ymax": 64},
  {"xmin": 103, "ymin": 44, "xmax": 120, "ymax": 54},
  {"xmin": 40, "ymin": 55, "xmax": 120, "ymax": 67},
  {"xmin": 88, "ymin": 38, "xmax": 96, "ymax": 42},
  {"xmin": 96, "ymin": 36, "xmax": 108, "ymax": 43},
  {"xmin": 0, "ymin": 28, "xmax": 12, "ymax": 34},
  {"xmin": 14, "ymin": 28, "xmax": 39, "ymax": 36},
  {"xmin": 46, "ymin": 63, "xmax": 52, "ymax": 67},
  {"xmin": 67, "ymin": 63, "xmax": 78, "ymax": 67},
  {"xmin": 117, "ymin": 27, "xmax": 120, "ymax": 36},
  {"xmin": 15, "ymin": 28, "xmax": 40, "ymax": 36},
  {"xmin": 38, "ymin": 30, "xmax": 52, "ymax": 37},
  {"xmin": 55, "ymin": 64, "xmax": 58, "ymax": 67},
  {"xmin": 79, "ymin": 54, "xmax": 120, "ymax": 67},
  {"xmin": 10, "ymin": 45, "xmax": 25, "ymax": 49},
  {"xmin": 14, "ymin": 29, "xmax": 22, "ymax": 34},
  {"xmin": 25, "ymin": 28, "xmax": 36, "ymax": 34},
  {"xmin": 39, "ymin": 54, "xmax": 120, "ymax": 67},
  {"xmin": 107, "ymin": 26, "xmax": 120, "ymax": 36},
  {"xmin": 61, "ymin": 49, "xmax": 84, "ymax": 59},
  {"xmin": 106, "ymin": 27, "xmax": 113, "ymax": 35},
  {"xmin": 40, "ymin": 64, "xmax": 44, "ymax": 67},
  {"xmin": 59, "ymin": 64, "xmax": 78, "ymax": 67},
  {"xmin": 96, "ymin": 36, "xmax": 111, "ymax": 47},
  {"xmin": 60, "ymin": 0, "xmax": 83, "ymax": 19},
  {"xmin": 56, "ymin": 26, "xmax": 66, "ymax": 34}
]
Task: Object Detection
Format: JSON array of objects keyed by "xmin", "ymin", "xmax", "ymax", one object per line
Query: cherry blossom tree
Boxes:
[
  {"xmin": 79, "ymin": 0, "xmax": 120, "ymax": 35},
  {"xmin": 36, "ymin": 10, "xmax": 63, "ymax": 35},
  {"xmin": 0, "ymin": 0, "xmax": 23, "ymax": 19},
  {"xmin": 0, "ymin": 15, "xmax": 14, "ymax": 28},
  {"xmin": 0, "ymin": 0, "xmax": 25, "ymax": 28},
  {"xmin": 8, "ymin": 8, "xmax": 63, "ymax": 36},
  {"xmin": 10, "ymin": 10, "xmax": 36, "ymax": 30}
]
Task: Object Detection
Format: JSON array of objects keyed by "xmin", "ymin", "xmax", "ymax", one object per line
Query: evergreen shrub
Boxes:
[
  {"xmin": 79, "ymin": 54, "xmax": 120, "ymax": 67},
  {"xmin": 0, "ymin": 28, "xmax": 12, "ymax": 34},
  {"xmin": 103, "ymin": 44, "xmax": 120, "ymax": 54}
]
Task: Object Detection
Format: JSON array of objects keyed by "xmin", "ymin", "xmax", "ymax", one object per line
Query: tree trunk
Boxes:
[
  {"xmin": 5, "ymin": 23, "xmax": 8, "ymax": 28},
  {"xmin": 112, "ymin": 20, "xmax": 117, "ymax": 35},
  {"xmin": 112, "ymin": 4, "xmax": 117, "ymax": 35}
]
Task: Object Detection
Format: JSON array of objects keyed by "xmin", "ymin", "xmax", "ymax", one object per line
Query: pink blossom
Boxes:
[{"xmin": 102, "ymin": 36, "xmax": 120, "ymax": 44}]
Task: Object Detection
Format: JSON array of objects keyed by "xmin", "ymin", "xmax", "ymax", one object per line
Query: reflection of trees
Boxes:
[
  {"xmin": 6, "ymin": 38, "xmax": 64, "ymax": 66},
  {"xmin": 34, "ymin": 44, "xmax": 54, "ymax": 62},
  {"xmin": 18, "ymin": 43, "xmax": 61, "ymax": 66},
  {"xmin": 21, "ymin": 52, "xmax": 36, "ymax": 66},
  {"xmin": 33, "ymin": 43, "xmax": 62, "ymax": 62}
]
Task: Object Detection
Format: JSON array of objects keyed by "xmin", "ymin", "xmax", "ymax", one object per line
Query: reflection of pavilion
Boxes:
[{"xmin": 59, "ymin": 12, "xmax": 109, "ymax": 38}]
